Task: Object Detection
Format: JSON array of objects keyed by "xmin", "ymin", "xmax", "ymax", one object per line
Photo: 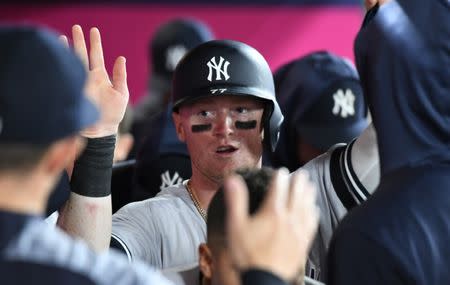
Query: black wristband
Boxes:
[
  {"xmin": 241, "ymin": 269, "xmax": 288, "ymax": 285},
  {"xmin": 70, "ymin": 135, "xmax": 116, "ymax": 197}
]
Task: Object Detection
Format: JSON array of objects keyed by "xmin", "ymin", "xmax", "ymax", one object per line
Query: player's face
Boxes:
[
  {"xmin": 200, "ymin": 244, "xmax": 304, "ymax": 285},
  {"xmin": 173, "ymin": 95, "xmax": 265, "ymax": 183},
  {"xmin": 199, "ymin": 244, "xmax": 240, "ymax": 285}
]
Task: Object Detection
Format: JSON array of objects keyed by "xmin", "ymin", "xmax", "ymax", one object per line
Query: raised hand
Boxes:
[
  {"xmin": 62, "ymin": 25, "xmax": 129, "ymax": 138},
  {"xmin": 364, "ymin": 0, "xmax": 391, "ymax": 10},
  {"xmin": 224, "ymin": 168, "xmax": 320, "ymax": 283}
]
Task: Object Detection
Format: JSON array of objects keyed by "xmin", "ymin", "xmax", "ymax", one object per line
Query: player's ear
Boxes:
[
  {"xmin": 199, "ymin": 243, "xmax": 213, "ymax": 282},
  {"xmin": 172, "ymin": 112, "xmax": 186, "ymax": 142},
  {"xmin": 40, "ymin": 136, "xmax": 80, "ymax": 176}
]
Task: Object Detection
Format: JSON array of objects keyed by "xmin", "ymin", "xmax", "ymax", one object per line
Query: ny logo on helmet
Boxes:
[
  {"xmin": 332, "ymin": 89, "xmax": 355, "ymax": 118},
  {"xmin": 207, "ymin": 56, "xmax": 230, "ymax": 82}
]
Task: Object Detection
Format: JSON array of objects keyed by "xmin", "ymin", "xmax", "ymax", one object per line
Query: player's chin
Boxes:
[{"xmin": 223, "ymin": 160, "xmax": 258, "ymax": 175}]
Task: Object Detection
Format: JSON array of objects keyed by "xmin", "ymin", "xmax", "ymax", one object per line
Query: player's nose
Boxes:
[{"xmin": 213, "ymin": 111, "xmax": 234, "ymax": 138}]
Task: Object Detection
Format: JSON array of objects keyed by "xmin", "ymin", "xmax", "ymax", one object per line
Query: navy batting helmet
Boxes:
[{"xmin": 172, "ymin": 40, "xmax": 283, "ymax": 152}]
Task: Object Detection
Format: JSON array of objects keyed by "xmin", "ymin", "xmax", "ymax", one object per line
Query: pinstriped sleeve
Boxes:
[
  {"xmin": 292, "ymin": 142, "xmax": 372, "ymax": 280},
  {"xmin": 111, "ymin": 200, "xmax": 162, "ymax": 267}
]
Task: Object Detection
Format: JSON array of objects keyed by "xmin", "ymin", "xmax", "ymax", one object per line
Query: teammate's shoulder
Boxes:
[
  {"xmin": 157, "ymin": 182, "xmax": 187, "ymax": 197},
  {"xmin": 8, "ymin": 219, "xmax": 133, "ymax": 283},
  {"xmin": 117, "ymin": 184, "xmax": 188, "ymax": 213},
  {"xmin": 328, "ymin": 143, "xmax": 347, "ymax": 153}
]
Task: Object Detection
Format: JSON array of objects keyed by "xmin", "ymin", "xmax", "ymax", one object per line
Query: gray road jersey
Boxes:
[
  {"xmin": 3, "ymin": 217, "xmax": 172, "ymax": 285},
  {"xmin": 112, "ymin": 144, "xmax": 367, "ymax": 281},
  {"xmin": 112, "ymin": 183, "xmax": 206, "ymax": 269},
  {"xmin": 301, "ymin": 143, "xmax": 370, "ymax": 281},
  {"xmin": 299, "ymin": 148, "xmax": 347, "ymax": 281}
]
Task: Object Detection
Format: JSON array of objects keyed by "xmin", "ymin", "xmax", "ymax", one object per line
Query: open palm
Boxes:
[{"xmin": 62, "ymin": 25, "xmax": 129, "ymax": 138}]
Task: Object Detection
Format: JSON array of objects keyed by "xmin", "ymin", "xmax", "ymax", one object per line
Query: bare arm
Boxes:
[
  {"xmin": 57, "ymin": 25, "xmax": 129, "ymax": 252},
  {"xmin": 57, "ymin": 193, "xmax": 111, "ymax": 251}
]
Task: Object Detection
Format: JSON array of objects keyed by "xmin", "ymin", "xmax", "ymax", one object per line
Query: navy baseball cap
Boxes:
[
  {"xmin": 275, "ymin": 51, "xmax": 368, "ymax": 150},
  {"xmin": 0, "ymin": 26, "xmax": 99, "ymax": 145},
  {"xmin": 149, "ymin": 18, "xmax": 214, "ymax": 95}
]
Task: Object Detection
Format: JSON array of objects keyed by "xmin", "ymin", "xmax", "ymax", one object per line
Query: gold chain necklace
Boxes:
[{"xmin": 185, "ymin": 180, "xmax": 207, "ymax": 222}]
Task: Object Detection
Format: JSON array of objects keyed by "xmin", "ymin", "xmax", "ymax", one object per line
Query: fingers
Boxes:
[
  {"xmin": 285, "ymin": 169, "xmax": 320, "ymax": 245},
  {"xmin": 72, "ymin": 25, "xmax": 89, "ymax": 69},
  {"xmin": 263, "ymin": 168, "xmax": 290, "ymax": 213},
  {"xmin": 89, "ymin": 27, "xmax": 105, "ymax": 70},
  {"xmin": 298, "ymin": 182, "xmax": 319, "ymax": 225},
  {"xmin": 364, "ymin": 0, "xmax": 391, "ymax": 10},
  {"xmin": 364, "ymin": 0, "xmax": 378, "ymax": 10},
  {"xmin": 294, "ymin": 171, "xmax": 318, "ymax": 217},
  {"xmin": 290, "ymin": 170, "xmax": 320, "ymax": 238},
  {"xmin": 224, "ymin": 174, "xmax": 249, "ymax": 233},
  {"xmin": 302, "ymin": 202, "xmax": 320, "ymax": 245},
  {"xmin": 70, "ymin": 26, "xmax": 106, "ymax": 71},
  {"xmin": 59, "ymin": 35, "xmax": 69, "ymax": 48},
  {"xmin": 287, "ymin": 170, "xmax": 309, "ymax": 211},
  {"xmin": 112, "ymin": 56, "xmax": 128, "ymax": 96}
]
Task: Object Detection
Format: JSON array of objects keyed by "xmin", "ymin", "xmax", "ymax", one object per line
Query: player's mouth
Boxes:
[{"xmin": 215, "ymin": 145, "xmax": 238, "ymax": 155}]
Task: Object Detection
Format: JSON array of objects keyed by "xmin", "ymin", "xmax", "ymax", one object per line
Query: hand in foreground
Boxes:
[
  {"xmin": 224, "ymin": 168, "xmax": 320, "ymax": 282},
  {"xmin": 60, "ymin": 25, "xmax": 129, "ymax": 138},
  {"xmin": 364, "ymin": 0, "xmax": 391, "ymax": 10}
]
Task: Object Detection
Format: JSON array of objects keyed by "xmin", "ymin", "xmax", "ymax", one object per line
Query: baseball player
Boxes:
[
  {"xmin": 0, "ymin": 26, "xmax": 315, "ymax": 285},
  {"xmin": 327, "ymin": 0, "xmax": 450, "ymax": 284},
  {"xmin": 131, "ymin": 18, "xmax": 214, "ymax": 159},
  {"xmin": 130, "ymin": 18, "xmax": 214, "ymax": 201},
  {"xmin": 109, "ymin": 39, "xmax": 379, "ymax": 281},
  {"xmin": 272, "ymin": 51, "xmax": 368, "ymax": 170},
  {"xmin": 0, "ymin": 25, "xmax": 171, "ymax": 285},
  {"xmin": 197, "ymin": 167, "xmax": 322, "ymax": 285}
]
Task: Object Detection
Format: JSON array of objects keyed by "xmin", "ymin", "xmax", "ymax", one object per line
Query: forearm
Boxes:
[
  {"xmin": 57, "ymin": 193, "xmax": 111, "ymax": 251},
  {"xmin": 57, "ymin": 135, "xmax": 115, "ymax": 252}
]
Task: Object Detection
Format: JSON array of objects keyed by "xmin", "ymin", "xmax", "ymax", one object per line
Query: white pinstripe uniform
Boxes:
[{"xmin": 111, "ymin": 141, "xmax": 370, "ymax": 282}]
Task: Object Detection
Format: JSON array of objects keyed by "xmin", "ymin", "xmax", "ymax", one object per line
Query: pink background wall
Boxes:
[{"xmin": 0, "ymin": 5, "xmax": 363, "ymax": 103}]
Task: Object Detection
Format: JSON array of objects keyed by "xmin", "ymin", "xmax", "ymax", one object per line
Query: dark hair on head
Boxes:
[
  {"xmin": 206, "ymin": 167, "xmax": 274, "ymax": 248},
  {"xmin": 0, "ymin": 144, "xmax": 49, "ymax": 173}
]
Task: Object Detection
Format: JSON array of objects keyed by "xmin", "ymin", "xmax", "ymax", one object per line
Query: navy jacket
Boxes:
[{"xmin": 327, "ymin": 1, "xmax": 450, "ymax": 284}]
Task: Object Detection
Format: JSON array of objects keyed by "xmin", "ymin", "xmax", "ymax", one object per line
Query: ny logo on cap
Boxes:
[
  {"xmin": 166, "ymin": 45, "xmax": 188, "ymax": 71},
  {"xmin": 332, "ymin": 89, "xmax": 355, "ymax": 118},
  {"xmin": 207, "ymin": 56, "xmax": 230, "ymax": 82}
]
